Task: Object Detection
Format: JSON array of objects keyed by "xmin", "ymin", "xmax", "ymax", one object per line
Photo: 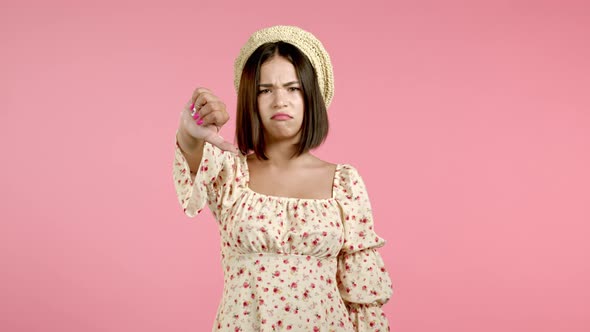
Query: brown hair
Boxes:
[{"xmin": 235, "ymin": 41, "xmax": 329, "ymax": 160}]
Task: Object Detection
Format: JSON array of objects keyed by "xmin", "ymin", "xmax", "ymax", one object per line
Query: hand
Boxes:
[{"xmin": 179, "ymin": 87, "xmax": 239, "ymax": 153}]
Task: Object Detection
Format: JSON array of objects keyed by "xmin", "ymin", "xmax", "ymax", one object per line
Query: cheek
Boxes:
[
  {"xmin": 296, "ymin": 100, "xmax": 305, "ymax": 117},
  {"xmin": 257, "ymin": 96, "xmax": 273, "ymax": 109}
]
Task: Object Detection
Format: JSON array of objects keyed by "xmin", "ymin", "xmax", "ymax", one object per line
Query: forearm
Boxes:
[{"xmin": 176, "ymin": 128, "xmax": 205, "ymax": 180}]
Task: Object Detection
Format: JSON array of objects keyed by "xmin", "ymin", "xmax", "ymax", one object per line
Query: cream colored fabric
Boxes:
[
  {"xmin": 233, "ymin": 25, "xmax": 335, "ymax": 108},
  {"xmin": 172, "ymin": 140, "xmax": 393, "ymax": 331}
]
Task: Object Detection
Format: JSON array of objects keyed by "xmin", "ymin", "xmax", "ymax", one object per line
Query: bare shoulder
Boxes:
[{"xmin": 308, "ymin": 155, "xmax": 338, "ymax": 171}]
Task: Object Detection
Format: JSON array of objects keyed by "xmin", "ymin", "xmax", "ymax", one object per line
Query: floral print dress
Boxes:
[{"xmin": 173, "ymin": 137, "xmax": 394, "ymax": 332}]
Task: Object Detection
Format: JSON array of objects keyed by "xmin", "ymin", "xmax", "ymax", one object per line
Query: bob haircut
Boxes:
[{"xmin": 235, "ymin": 41, "xmax": 329, "ymax": 160}]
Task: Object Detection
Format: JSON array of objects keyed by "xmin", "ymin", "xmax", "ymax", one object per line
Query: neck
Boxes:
[
  {"xmin": 253, "ymin": 135, "xmax": 312, "ymax": 168},
  {"xmin": 263, "ymin": 141, "xmax": 299, "ymax": 165}
]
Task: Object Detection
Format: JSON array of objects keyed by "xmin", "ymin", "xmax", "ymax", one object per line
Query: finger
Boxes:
[
  {"xmin": 205, "ymin": 134, "xmax": 239, "ymax": 154},
  {"xmin": 197, "ymin": 100, "xmax": 226, "ymax": 125},
  {"xmin": 186, "ymin": 104, "xmax": 201, "ymax": 120},
  {"xmin": 196, "ymin": 111, "xmax": 217, "ymax": 126},
  {"xmin": 180, "ymin": 108, "xmax": 202, "ymax": 129},
  {"xmin": 200, "ymin": 101, "xmax": 227, "ymax": 123},
  {"xmin": 180, "ymin": 106, "xmax": 195, "ymax": 121},
  {"xmin": 193, "ymin": 90, "xmax": 218, "ymax": 112},
  {"xmin": 191, "ymin": 87, "xmax": 212, "ymax": 103},
  {"xmin": 188, "ymin": 88, "xmax": 212, "ymax": 113},
  {"xmin": 192, "ymin": 87, "xmax": 212, "ymax": 99},
  {"xmin": 199, "ymin": 100, "xmax": 225, "ymax": 119}
]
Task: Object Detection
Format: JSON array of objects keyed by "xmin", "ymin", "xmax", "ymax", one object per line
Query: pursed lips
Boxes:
[{"xmin": 271, "ymin": 113, "xmax": 293, "ymax": 120}]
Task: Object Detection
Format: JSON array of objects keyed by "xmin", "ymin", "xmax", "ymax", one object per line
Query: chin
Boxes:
[{"xmin": 266, "ymin": 131, "xmax": 301, "ymax": 143}]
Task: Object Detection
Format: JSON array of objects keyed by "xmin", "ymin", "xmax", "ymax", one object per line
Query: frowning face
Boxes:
[{"xmin": 257, "ymin": 55, "xmax": 305, "ymax": 144}]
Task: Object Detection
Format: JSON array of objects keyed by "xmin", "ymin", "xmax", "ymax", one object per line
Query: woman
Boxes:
[{"xmin": 173, "ymin": 25, "xmax": 393, "ymax": 331}]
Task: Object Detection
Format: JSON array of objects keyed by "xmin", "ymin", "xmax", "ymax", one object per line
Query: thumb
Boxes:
[{"xmin": 205, "ymin": 134, "xmax": 240, "ymax": 154}]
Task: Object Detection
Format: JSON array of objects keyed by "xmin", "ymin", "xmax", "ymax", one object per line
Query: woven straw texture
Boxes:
[{"xmin": 233, "ymin": 25, "xmax": 334, "ymax": 108}]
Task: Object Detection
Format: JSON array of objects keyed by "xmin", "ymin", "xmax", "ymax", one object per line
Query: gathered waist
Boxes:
[
  {"xmin": 221, "ymin": 252, "xmax": 338, "ymax": 286},
  {"xmin": 229, "ymin": 251, "xmax": 336, "ymax": 260}
]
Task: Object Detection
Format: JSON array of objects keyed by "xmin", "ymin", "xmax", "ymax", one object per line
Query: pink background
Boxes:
[{"xmin": 1, "ymin": 0, "xmax": 589, "ymax": 331}]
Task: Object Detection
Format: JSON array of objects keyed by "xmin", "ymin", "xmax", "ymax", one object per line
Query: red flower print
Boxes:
[{"xmin": 172, "ymin": 150, "xmax": 393, "ymax": 330}]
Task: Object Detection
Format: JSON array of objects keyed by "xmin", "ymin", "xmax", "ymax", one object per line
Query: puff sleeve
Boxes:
[
  {"xmin": 335, "ymin": 165, "xmax": 394, "ymax": 331},
  {"xmin": 172, "ymin": 130, "xmax": 233, "ymax": 219}
]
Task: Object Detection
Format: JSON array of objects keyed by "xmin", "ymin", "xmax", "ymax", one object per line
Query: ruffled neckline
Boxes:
[{"xmin": 236, "ymin": 153, "xmax": 343, "ymax": 202}]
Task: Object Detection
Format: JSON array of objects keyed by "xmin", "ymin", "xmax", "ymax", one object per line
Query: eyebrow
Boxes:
[{"xmin": 258, "ymin": 81, "xmax": 300, "ymax": 88}]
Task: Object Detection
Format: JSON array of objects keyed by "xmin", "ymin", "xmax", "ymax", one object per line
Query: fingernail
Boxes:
[
  {"xmin": 193, "ymin": 112, "xmax": 199, "ymax": 120},
  {"xmin": 197, "ymin": 119, "xmax": 203, "ymax": 125},
  {"xmin": 190, "ymin": 102, "xmax": 195, "ymax": 109}
]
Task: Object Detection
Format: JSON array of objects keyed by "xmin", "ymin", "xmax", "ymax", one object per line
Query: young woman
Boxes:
[{"xmin": 173, "ymin": 25, "xmax": 393, "ymax": 331}]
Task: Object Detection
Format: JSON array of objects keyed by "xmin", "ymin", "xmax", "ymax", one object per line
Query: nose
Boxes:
[{"xmin": 272, "ymin": 88, "xmax": 288, "ymax": 109}]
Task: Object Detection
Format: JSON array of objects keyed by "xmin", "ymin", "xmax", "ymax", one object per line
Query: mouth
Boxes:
[{"xmin": 271, "ymin": 113, "xmax": 293, "ymax": 120}]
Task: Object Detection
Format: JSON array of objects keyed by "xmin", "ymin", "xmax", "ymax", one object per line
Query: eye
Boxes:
[
  {"xmin": 288, "ymin": 87, "xmax": 301, "ymax": 92},
  {"xmin": 258, "ymin": 89, "xmax": 271, "ymax": 94}
]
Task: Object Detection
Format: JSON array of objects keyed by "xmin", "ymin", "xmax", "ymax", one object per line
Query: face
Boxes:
[{"xmin": 257, "ymin": 55, "xmax": 305, "ymax": 143}]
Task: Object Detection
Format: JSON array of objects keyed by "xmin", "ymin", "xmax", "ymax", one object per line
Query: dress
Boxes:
[{"xmin": 172, "ymin": 135, "xmax": 394, "ymax": 332}]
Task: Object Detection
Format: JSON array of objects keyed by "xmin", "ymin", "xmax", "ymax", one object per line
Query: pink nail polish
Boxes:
[
  {"xmin": 193, "ymin": 112, "xmax": 199, "ymax": 119},
  {"xmin": 197, "ymin": 119, "xmax": 203, "ymax": 125},
  {"xmin": 190, "ymin": 102, "xmax": 195, "ymax": 109}
]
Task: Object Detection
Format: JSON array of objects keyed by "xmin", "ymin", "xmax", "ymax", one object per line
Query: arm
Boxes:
[
  {"xmin": 176, "ymin": 126, "xmax": 205, "ymax": 183},
  {"xmin": 335, "ymin": 165, "xmax": 394, "ymax": 331},
  {"xmin": 175, "ymin": 87, "xmax": 237, "ymax": 182},
  {"xmin": 172, "ymin": 88, "xmax": 238, "ymax": 218}
]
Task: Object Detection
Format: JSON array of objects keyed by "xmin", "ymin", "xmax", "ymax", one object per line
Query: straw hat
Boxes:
[{"xmin": 233, "ymin": 25, "xmax": 334, "ymax": 108}]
